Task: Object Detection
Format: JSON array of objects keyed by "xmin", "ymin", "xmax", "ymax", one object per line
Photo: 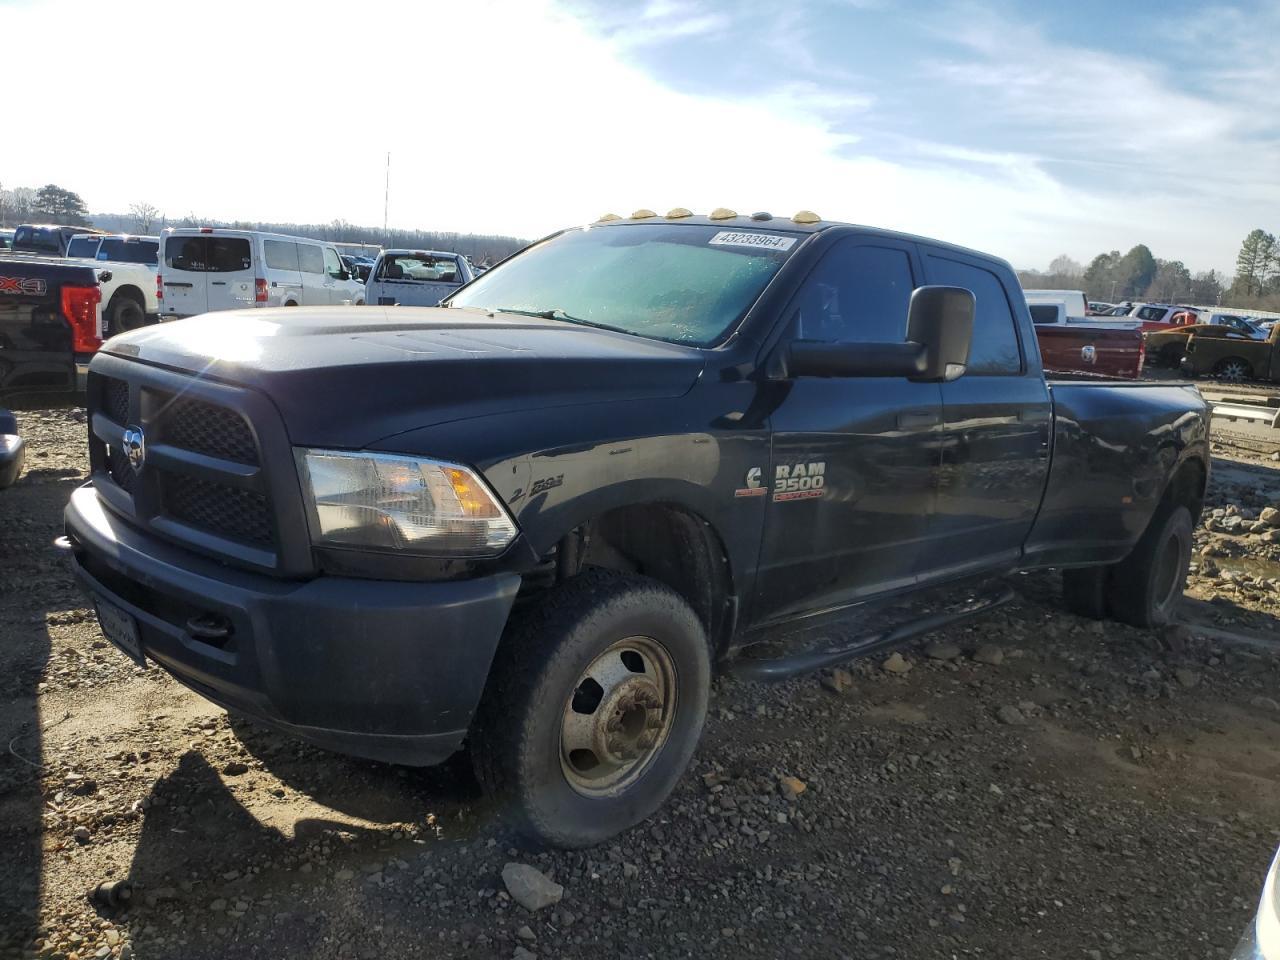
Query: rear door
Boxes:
[
  {"xmin": 297, "ymin": 243, "xmax": 327, "ymax": 305},
  {"xmin": 205, "ymin": 234, "xmax": 256, "ymax": 312},
  {"xmin": 262, "ymin": 239, "xmax": 303, "ymax": 306},
  {"xmin": 161, "ymin": 235, "xmax": 209, "ymax": 318},
  {"xmin": 921, "ymin": 250, "xmax": 1052, "ymax": 579}
]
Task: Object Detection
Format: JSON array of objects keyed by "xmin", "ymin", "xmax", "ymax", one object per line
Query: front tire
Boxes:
[{"xmin": 471, "ymin": 570, "xmax": 710, "ymax": 848}]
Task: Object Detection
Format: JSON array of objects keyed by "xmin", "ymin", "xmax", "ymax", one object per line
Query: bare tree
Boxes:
[
  {"xmin": 129, "ymin": 201, "xmax": 160, "ymax": 234},
  {"xmin": 1048, "ymin": 254, "xmax": 1084, "ymax": 278}
]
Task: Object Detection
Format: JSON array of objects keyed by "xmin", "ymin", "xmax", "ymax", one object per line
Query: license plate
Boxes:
[{"xmin": 94, "ymin": 597, "xmax": 145, "ymax": 667}]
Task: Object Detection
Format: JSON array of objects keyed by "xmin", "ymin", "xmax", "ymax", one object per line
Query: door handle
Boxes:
[
  {"xmin": 211, "ymin": 281, "xmax": 227, "ymax": 286},
  {"xmin": 897, "ymin": 410, "xmax": 940, "ymax": 429}
]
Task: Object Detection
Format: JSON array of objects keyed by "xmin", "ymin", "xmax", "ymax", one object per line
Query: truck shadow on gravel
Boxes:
[{"xmin": 0, "ymin": 470, "xmax": 84, "ymax": 952}]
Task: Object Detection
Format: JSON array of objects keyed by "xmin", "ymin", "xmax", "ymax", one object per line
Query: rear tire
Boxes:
[
  {"xmin": 471, "ymin": 569, "xmax": 710, "ymax": 849},
  {"xmin": 1106, "ymin": 504, "xmax": 1193, "ymax": 628},
  {"xmin": 107, "ymin": 296, "xmax": 145, "ymax": 336},
  {"xmin": 1213, "ymin": 358, "xmax": 1251, "ymax": 382},
  {"xmin": 1062, "ymin": 567, "xmax": 1109, "ymax": 619}
]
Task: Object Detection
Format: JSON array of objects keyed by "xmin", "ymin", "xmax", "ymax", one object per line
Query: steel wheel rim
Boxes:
[
  {"xmin": 1220, "ymin": 361, "xmax": 1247, "ymax": 381},
  {"xmin": 559, "ymin": 635, "xmax": 677, "ymax": 797}
]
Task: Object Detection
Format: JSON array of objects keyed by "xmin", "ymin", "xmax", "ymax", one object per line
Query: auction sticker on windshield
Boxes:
[{"xmin": 708, "ymin": 231, "xmax": 797, "ymax": 252}]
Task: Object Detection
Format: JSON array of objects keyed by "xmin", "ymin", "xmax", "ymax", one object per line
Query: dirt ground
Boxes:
[{"xmin": 2, "ymin": 406, "xmax": 1280, "ymax": 960}]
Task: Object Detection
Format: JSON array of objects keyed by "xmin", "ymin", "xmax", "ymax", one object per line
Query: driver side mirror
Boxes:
[{"xmin": 780, "ymin": 285, "xmax": 975, "ymax": 382}]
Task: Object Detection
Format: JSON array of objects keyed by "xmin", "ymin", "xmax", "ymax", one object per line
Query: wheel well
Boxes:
[
  {"xmin": 107, "ymin": 286, "xmax": 145, "ymax": 309},
  {"xmin": 552, "ymin": 504, "xmax": 734, "ymax": 655},
  {"xmin": 1161, "ymin": 457, "xmax": 1207, "ymax": 524}
]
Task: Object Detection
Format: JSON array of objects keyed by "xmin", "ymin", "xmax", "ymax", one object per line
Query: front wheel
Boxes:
[{"xmin": 471, "ymin": 570, "xmax": 710, "ymax": 848}]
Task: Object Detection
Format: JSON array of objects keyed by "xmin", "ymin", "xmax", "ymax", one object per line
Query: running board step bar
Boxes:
[{"xmin": 730, "ymin": 584, "xmax": 1016, "ymax": 682}]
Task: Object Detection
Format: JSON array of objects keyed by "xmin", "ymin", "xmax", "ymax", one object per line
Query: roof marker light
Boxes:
[
  {"xmin": 792, "ymin": 210, "xmax": 821, "ymax": 224},
  {"xmin": 709, "ymin": 208, "xmax": 737, "ymax": 221},
  {"xmin": 750, "ymin": 211, "xmax": 773, "ymax": 221},
  {"xmin": 665, "ymin": 207, "xmax": 693, "ymax": 219},
  {"xmin": 598, "ymin": 213, "xmax": 621, "ymax": 222},
  {"xmin": 630, "ymin": 209, "xmax": 657, "ymax": 219}
]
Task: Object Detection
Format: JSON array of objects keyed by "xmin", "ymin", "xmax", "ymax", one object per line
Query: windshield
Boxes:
[{"xmin": 447, "ymin": 223, "xmax": 800, "ymax": 346}]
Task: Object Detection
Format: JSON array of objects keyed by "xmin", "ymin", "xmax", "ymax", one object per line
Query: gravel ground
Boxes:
[{"xmin": 2, "ymin": 406, "xmax": 1280, "ymax": 960}]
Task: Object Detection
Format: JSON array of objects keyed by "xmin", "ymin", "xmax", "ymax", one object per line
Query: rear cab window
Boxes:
[
  {"xmin": 377, "ymin": 254, "xmax": 460, "ymax": 283},
  {"xmin": 98, "ymin": 238, "xmax": 158, "ymax": 265},
  {"xmin": 66, "ymin": 236, "xmax": 100, "ymax": 259},
  {"xmin": 1029, "ymin": 304, "xmax": 1059, "ymax": 324},
  {"xmin": 14, "ymin": 226, "xmax": 62, "ymax": 253}
]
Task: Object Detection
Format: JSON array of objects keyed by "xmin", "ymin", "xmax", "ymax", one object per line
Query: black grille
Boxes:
[
  {"xmin": 161, "ymin": 472, "xmax": 273, "ymax": 546},
  {"xmin": 103, "ymin": 377, "xmax": 129, "ymax": 425},
  {"xmin": 161, "ymin": 398, "xmax": 258, "ymax": 465},
  {"xmin": 107, "ymin": 446, "xmax": 136, "ymax": 493}
]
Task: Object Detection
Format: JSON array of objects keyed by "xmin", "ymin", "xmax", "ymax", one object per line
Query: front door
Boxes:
[
  {"xmin": 753, "ymin": 237, "xmax": 943, "ymax": 627},
  {"xmin": 297, "ymin": 243, "xmax": 328, "ymax": 305},
  {"xmin": 920, "ymin": 249, "xmax": 1052, "ymax": 580}
]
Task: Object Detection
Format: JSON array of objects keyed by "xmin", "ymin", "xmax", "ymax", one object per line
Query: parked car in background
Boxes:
[
  {"xmin": 1107, "ymin": 302, "xmax": 1200, "ymax": 332},
  {"xmin": 364, "ymin": 249, "xmax": 474, "ymax": 306},
  {"xmin": 1200, "ymin": 312, "xmax": 1267, "ymax": 337},
  {"xmin": 1087, "ymin": 301, "xmax": 1113, "ymax": 315},
  {"xmin": 0, "ymin": 229, "xmax": 14, "ymax": 251},
  {"xmin": 65, "ymin": 234, "xmax": 160, "ymax": 335},
  {"xmin": 1024, "ymin": 288, "xmax": 1088, "ymax": 318},
  {"xmin": 1144, "ymin": 323, "xmax": 1262, "ymax": 368},
  {"xmin": 340, "ymin": 254, "xmax": 373, "ymax": 282},
  {"xmin": 67, "ymin": 210, "xmax": 1209, "ymax": 848},
  {"xmin": 1182, "ymin": 323, "xmax": 1280, "ymax": 382},
  {"xmin": 0, "ymin": 258, "xmax": 102, "ymax": 393},
  {"xmin": 159, "ymin": 229, "xmax": 365, "ymax": 319},
  {"xmin": 1027, "ymin": 301, "xmax": 1144, "ymax": 378},
  {"xmin": 11, "ymin": 224, "xmax": 105, "ymax": 257},
  {"xmin": 0, "ymin": 408, "xmax": 24, "ymax": 489}
]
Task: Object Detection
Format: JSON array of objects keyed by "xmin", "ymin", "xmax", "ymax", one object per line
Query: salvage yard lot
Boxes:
[{"xmin": 3, "ymin": 408, "xmax": 1280, "ymax": 960}]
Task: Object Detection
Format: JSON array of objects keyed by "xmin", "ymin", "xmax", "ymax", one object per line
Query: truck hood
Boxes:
[{"xmin": 103, "ymin": 306, "xmax": 705, "ymax": 447}]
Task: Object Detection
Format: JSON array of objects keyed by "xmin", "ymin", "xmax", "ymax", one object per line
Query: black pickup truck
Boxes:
[
  {"xmin": 0, "ymin": 259, "xmax": 103, "ymax": 395},
  {"xmin": 62, "ymin": 211, "xmax": 1210, "ymax": 848}
]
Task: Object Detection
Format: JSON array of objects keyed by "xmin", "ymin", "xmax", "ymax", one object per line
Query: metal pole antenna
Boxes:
[{"xmin": 383, "ymin": 152, "xmax": 390, "ymax": 241}]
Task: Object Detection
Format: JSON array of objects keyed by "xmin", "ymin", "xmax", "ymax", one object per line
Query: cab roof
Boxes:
[{"xmin": 586, "ymin": 210, "xmax": 1014, "ymax": 271}]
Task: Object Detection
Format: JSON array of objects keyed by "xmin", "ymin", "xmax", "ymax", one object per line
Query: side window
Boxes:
[
  {"xmin": 322, "ymin": 247, "xmax": 343, "ymax": 278},
  {"xmin": 264, "ymin": 240, "xmax": 299, "ymax": 271},
  {"xmin": 206, "ymin": 237, "xmax": 252, "ymax": 273},
  {"xmin": 925, "ymin": 255, "xmax": 1022, "ymax": 375},
  {"xmin": 791, "ymin": 242, "xmax": 915, "ymax": 343},
  {"xmin": 297, "ymin": 244, "xmax": 324, "ymax": 275}
]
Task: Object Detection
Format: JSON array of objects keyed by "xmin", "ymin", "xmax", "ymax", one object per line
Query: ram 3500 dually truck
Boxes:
[{"xmin": 63, "ymin": 211, "xmax": 1210, "ymax": 848}]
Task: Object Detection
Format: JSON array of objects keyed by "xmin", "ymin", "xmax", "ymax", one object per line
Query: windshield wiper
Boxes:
[{"xmin": 489, "ymin": 307, "xmax": 618, "ymax": 332}]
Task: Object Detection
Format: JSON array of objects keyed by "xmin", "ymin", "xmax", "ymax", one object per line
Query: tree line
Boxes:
[{"xmin": 1019, "ymin": 245, "xmax": 1226, "ymax": 307}]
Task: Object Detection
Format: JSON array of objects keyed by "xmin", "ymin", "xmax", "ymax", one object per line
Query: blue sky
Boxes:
[{"xmin": 3, "ymin": 0, "xmax": 1275, "ymax": 274}]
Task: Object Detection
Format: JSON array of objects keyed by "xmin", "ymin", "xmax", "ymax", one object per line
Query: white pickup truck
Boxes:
[{"xmin": 65, "ymin": 233, "xmax": 160, "ymax": 335}]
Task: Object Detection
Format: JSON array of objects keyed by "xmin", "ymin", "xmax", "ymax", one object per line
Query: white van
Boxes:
[
  {"xmin": 158, "ymin": 228, "xmax": 366, "ymax": 319},
  {"xmin": 1024, "ymin": 288, "xmax": 1088, "ymax": 320}
]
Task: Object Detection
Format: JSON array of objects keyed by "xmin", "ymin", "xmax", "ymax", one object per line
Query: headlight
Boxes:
[{"xmin": 295, "ymin": 449, "xmax": 517, "ymax": 556}]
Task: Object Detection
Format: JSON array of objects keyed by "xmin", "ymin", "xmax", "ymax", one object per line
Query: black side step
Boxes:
[{"xmin": 730, "ymin": 584, "xmax": 1016, "ymax": 682}]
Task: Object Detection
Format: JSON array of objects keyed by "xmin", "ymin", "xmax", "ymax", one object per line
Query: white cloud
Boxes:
[{"xmin": 0, "ymin": 0, "xmax": 1268, "ymax": 274}]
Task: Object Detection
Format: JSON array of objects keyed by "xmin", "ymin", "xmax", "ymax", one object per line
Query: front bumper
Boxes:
[{"xmin": 64, "ymin": 484, "xmax": 520, "ymax": 765}]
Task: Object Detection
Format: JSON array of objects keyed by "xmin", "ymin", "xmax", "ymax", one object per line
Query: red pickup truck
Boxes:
[{"xmin": 1028, "ymin": 302, "xmax": 1144, "ymax": 378}]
